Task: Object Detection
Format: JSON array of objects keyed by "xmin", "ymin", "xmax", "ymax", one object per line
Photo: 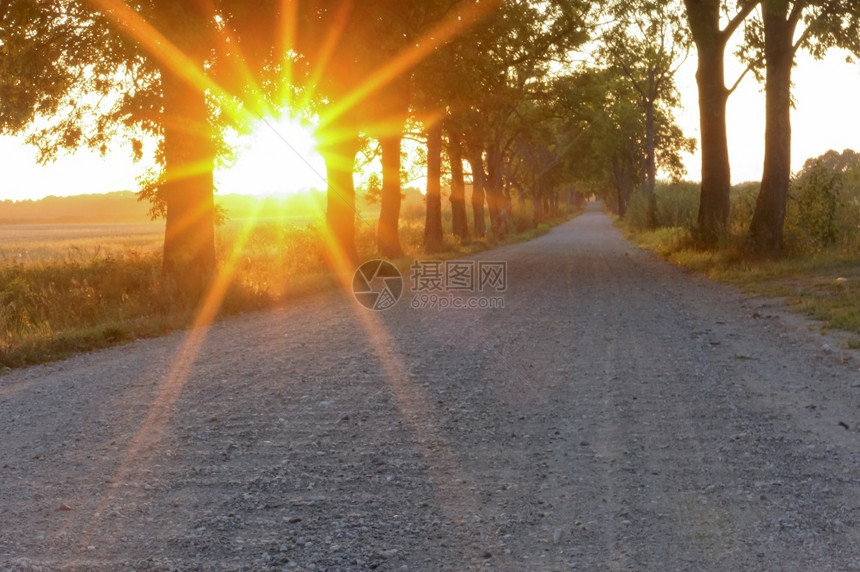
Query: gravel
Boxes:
[{"xmin": 1, "ymin": 203, "xmax": 858, "ymax": 570}]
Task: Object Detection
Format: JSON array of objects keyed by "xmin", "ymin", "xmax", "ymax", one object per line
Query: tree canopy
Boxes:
[{"xmin": 4, "ymin": 0, "xmax": 859, "ymax": 295}]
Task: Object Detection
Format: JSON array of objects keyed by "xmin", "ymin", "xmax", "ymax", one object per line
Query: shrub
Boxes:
[
  {"xmin": 835, "ymin": 170, "xmax": 860, "ymax": 251},
  {"xmin": 656, "ymin": 181, "xmax": 699, "ymax": 228},
  {"xmin": 510, "ymin": 208, "xmax": 535, "ymax": 233},
  {"xmin": 625, "ymin": 191, "xmax": 652, "ymax": 232},
  {"xmin": 625, "ymin": 183, "xmax": 698, "ymax": 231},
  {"xmin": 785, "ymin": 160, "xmax": 842, "ymax": 252},
  {"xmin": 728, "ymin": 182, "xmax": 759, "ymax": 235}
]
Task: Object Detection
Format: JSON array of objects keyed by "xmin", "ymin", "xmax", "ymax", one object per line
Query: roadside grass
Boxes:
[
  {"xmin": 0, "ymin": 207, "xmax": 577, "ymax": 369},
  {"xmin": 622, "ymin": 186, "xmax": 860, "ymax": 341}
]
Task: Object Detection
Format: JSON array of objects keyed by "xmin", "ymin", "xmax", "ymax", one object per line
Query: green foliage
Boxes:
[
  {"xmin": 624, "ymin": 182, "xmax": 698, "ymax": 231},
  {"xmin": 510, "ymin": 209, "xmax": 536, "ymax": 233},
  {"xmin": 781, "ymin": 150, "xmax": 860, "ymax": 253},
  {"xmin": 738, "ymin": 0, "xmax": 860, "ymax": 75},
  {"xmin": 630, "ymin": 151, "xmax": 860, "ymax": 259},
  {"xmin": 361, "ymin": 173, "xmax": 383, "ymax": 204},
  {"xmin": 554, "ymin": 64, "xmax": 694, "ymax": 216},
  {"xmin": 625, "ymin": 191, "xmax": 653, "ymax": 232},
  {"xmin": 727, "ymin": 182, "xmax": 759, "ymax": 235},
  {"xmin": 656, "ymin": 182, "xmax": 700, "ymax": 228},
  {"xmin": 597, "ymin": 0, "xmax": 694, "ymax": 199},
  {"xmin": 785, "ymin": 160, "xmax": 842, "ymax": 251},
  {"xmin": 0, "ymin": 1, "xmax": 78, "ymax": 134},
  {"xmin": 625, "ymin": 149, "xmax": 860, "ymax": 341}
]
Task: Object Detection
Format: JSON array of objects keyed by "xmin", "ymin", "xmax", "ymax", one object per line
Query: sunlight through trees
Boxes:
[{"xmin": 2, "ymin": 0, "xmax": 860, "ymax": 295}]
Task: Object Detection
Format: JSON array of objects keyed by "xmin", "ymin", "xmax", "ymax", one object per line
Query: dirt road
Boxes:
[{"xmin": 1, "ymin": 203, "xmax": 858, "ymax": 570}]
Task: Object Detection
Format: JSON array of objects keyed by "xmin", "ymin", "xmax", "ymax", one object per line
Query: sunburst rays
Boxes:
[
  {"xmin": 75, "ymin": 0, "xmax": 501, "ymax": 553},
  {"xmin": 315, "ymin": 0, "xmax": 502, "ymax": 131}
]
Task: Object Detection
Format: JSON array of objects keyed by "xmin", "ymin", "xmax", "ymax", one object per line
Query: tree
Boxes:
[
  {"xmin": 0, "ymin": 1, "xmax": 78, "ymax": 134},
  {"xmin": 409, "ymin": 1, "xmax": 488, "ymax": 249},
  {"xmin": 447, "ymin": 126, "xmax": 470, "ymax": 240},
  {"xmin": 464, "ymin": 120, "xmax": 488, "ymax": 237},
  {"xmin": 505, "ymin": 100, "xmax": 568, "ymax": 224},
  {"xmin": 360, "ymin": 11, "xmax": 414, "ymax": 259},
  {"xmin": 599, "ymin": 0, "xmax": 691, "ymax": 226},
  {"xmin": 292, "ymin": 1, "xmax": 376, "ymax": 266},
  {"xmin": 456, "ymin": 0, "xmax": 591, "ymax": 239},
  {"xmin": 424, "ymin": 121, "xmax": 445, "ymax": 251},
  {"xmin": 297, "ymin": 0, "xmax": 503, "ymax": 262},
  {"xmin": 4, "ymin": 0, "xmax": 271, "ymax": 295},
  {"xmin": 145, "ymin": 3, "xmax": 220, "ymax": 292},
  {"xmin": 745, "ymin": 0, "xmax": 860, "ymax": 250},
  {"xmin": 683, "ymin": 0, "xmax": 758, "ymax": 242},
  {"xmin": 552, "ymin": 67, "xmax": 694, "ymax": 218}
]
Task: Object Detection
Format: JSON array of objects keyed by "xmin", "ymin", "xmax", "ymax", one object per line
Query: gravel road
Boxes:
[{"xmin": 1, "ymin": 203, "xmax": 859, "ymax": 571}]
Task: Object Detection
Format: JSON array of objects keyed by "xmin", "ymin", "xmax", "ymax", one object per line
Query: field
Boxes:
[
  {"xmin": 0, "ymin": 207, "xmax": 567, "ymax": 369},
  {"xmin": 0, "ymin": 222, "xmax": 164, "ymax": 262},
  {"xmin": 0, "ymin": 216, "xmax": 332, "ymax": 369}
]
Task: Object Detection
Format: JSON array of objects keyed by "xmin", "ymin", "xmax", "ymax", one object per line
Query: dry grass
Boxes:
[
  {"xmin": 0, "ymin": 207, "xmax": 575, "ymax": 369},
  {"xmin": 627, "ymin": 225, "xmax": 860, "ymax": 340}
]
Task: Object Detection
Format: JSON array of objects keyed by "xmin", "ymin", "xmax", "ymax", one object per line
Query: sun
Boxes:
[{"xmin": 216, "ymin": 115, "xmax": 326, "ymax": 197}]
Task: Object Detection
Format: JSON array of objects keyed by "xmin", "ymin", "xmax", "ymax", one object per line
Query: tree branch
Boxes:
[
  {"xmin": 790, "ymin": 1, "xmax": 840, "ymax": 56},
  {"xmin": 723, "ymin": 0, "xmax": 761, "ymax": 42},
  {"xmin": 605, "ymin": 40, "xmax": 648, "ymax": 101},
  {"xmin": 727, "ymin": 51, "xmax": 763, "ymax": 95}
]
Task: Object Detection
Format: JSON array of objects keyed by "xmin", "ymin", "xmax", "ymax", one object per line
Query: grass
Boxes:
[
  {"xmin": 0, "ymin": 206, "xmax": 577, "ymax": 370},
  {"xmin": 624, "ymin": 219, "xmax": 860, "ymax": 341},
  {"xmin": 618, "ymin": 177, "xmax": 860, "ymax": 344}
]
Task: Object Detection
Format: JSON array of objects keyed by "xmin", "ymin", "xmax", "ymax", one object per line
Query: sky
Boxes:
[
  {"xmin": 675, "ymin": 47, "xmax": 860, "ymax": 184},
  {"xmin": 2, "ymin": 47, "xmax": 859, "ymax": 202}
]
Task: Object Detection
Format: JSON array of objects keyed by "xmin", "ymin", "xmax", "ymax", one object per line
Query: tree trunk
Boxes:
[
  {"xmin": 447, "ymin": 131, "xmax": 469, "ymax": 241},
  {"xmin": 685, "ymin": 0, "xmax": 732, "ymax": 242},
  {"xmin": 694, "ymin": 45, "xmax": 732, "ymax": 240},
  {"xmin": 468, "ymin": 151, "xmax": 487, "ymax": 237},
  {"xmin": 643, "ymin": 97, "xmax": 659, "ymax": 227},
  {"xmin": 533, "ymin": 185, "xmax": 543, "ymax": 225},
  {"xmin": 503, "ymin": 175, "xmax": 513, "ymax": 222},
  {"xmin": 378, "ymin": 134, "xmax": 403, "ymax": 257},
  {"xmin": 320, "ymin": 135, "xmax": 360, "ymax": 267},
  {"xmin": 542, "ymin": 191, "xmax": 551, "ymax": 223},
  {"xmin": 612, "ymin": 152, "xmax": 634, "ymax": 218},
  {"xmin": 424, "ymin": 122, "xmax": 444, "ymax": 252},
  {"xmin": 160, "ymin": 69, "xmax": 216, "ymax": 298},
  {"xmin": 748, "ymin": 2, "xmax": 796, "ymax": 251},
  {"xmin": 486, "ymin": 145, "xmax": 506, "ymax": 240}
]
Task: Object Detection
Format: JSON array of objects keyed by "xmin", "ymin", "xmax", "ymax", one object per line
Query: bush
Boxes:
[
  {"xmin": 656, "ymin": 182, "xmax": 699, "ymax": 228},
  {"xmin": 785, "ymin": 160, "xmax": 842, "ymax": 252},
  {"xmin": 728, "ymin": 182, "xmax": 759, "ymax": 235},
  {"xmin": 625, "ymin": 191, "xmax": 652, "ymax": 232},
  {"xmin": 624, "ymin": 183, "xmax": 698, "ymax": 231},
  {"xmin": 835, "ymin": 170, "xmax": 860, "ymax": 251},
  {"xmin": 510, "ymin": 206, "xmax": 535, "ymax": 233}
]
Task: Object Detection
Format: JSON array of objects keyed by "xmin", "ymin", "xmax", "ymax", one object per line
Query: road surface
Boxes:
[{"xmin": 1, "ymin": 203, "xmax": 858, "ymax": 570}]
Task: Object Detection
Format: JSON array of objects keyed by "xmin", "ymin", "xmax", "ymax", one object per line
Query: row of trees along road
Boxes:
[{"xmin": 2, "ymin": 1, "xmax": 859, "ymax": 295}]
